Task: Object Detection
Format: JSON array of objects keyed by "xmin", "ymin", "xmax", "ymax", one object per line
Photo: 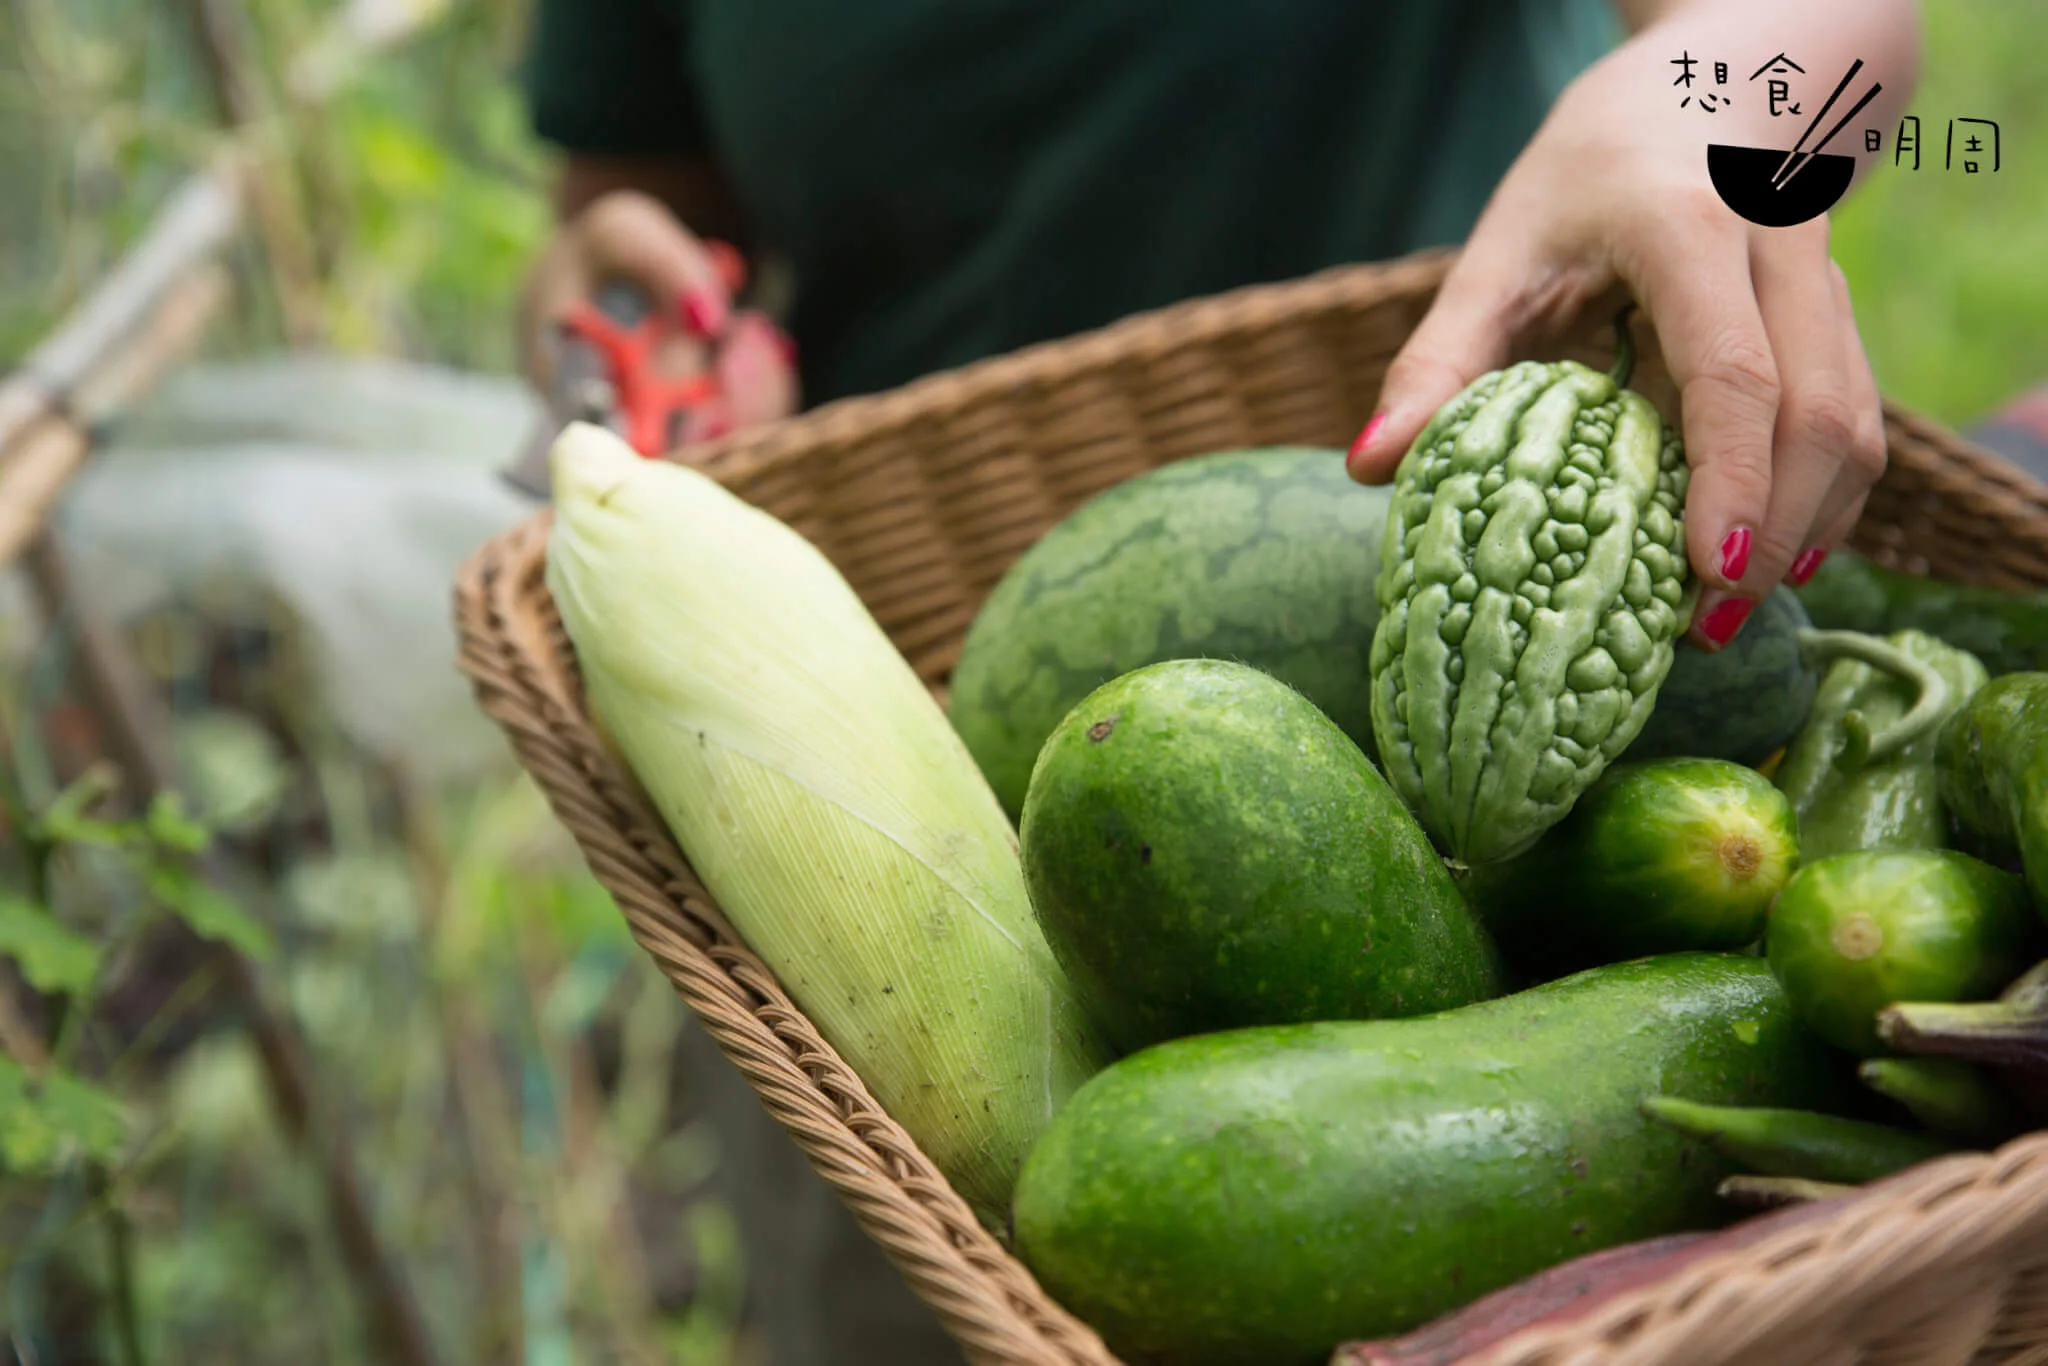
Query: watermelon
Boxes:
[
  {"xmin": 1624, "ymin": 587, "xmax": 1818, "ymax": 768},
  {"xmin": 948, "ymin": 448, "xmax": 1392, "ymax": 818}
]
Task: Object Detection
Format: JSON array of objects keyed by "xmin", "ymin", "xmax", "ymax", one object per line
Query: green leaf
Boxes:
[
  {"xmin": 145, "ymin": 791, "xmax": 212, "ymax": 855},
  {"xmin": 36, "ymin": 767, "xmax": 136, "ymax": 850},
  {"xmin": 0, "ymin": 897, "xmax": 100, "ymax": 995},
  {"xmin": 147, "ymin": 865, "xmax": 272, "ymax": 962},
  {"xmin": 0, "ymin": 1056, "xmax": 126, "ymax": 1172}
]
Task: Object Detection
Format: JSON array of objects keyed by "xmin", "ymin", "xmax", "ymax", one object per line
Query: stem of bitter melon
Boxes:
[
  {"xmin": 1607, "ymin": 304, "xmax": 1639, "ymax": 389},
  {"xmin": 1793, "ymin": 628, "xmax": 1954, "ymax": 771}
]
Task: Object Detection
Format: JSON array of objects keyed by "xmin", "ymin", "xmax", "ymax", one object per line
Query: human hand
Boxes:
[
  {"xmin": 520, "ymin": 189, "xmax": 797, "ymax": 444},
  {"xmin": 1347, "ymin": 2, "xmax": 1918, "ymax": 650}
]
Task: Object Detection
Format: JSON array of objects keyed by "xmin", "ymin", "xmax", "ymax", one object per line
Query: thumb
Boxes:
[{"xmin": 1346, "ymin": 255, "xmax": 1527, "ymax": 485}]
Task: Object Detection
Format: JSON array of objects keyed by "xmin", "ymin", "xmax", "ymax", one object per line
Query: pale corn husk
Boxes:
[{"xmin": 543, "ymin": 423, "xmax": 1110, "ymax": 1226}]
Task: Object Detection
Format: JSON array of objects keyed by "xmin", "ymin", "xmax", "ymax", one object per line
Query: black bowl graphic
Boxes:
[{"xmin": 1707, "ymin": 144, "xmax": 1855, "ymax": 228}]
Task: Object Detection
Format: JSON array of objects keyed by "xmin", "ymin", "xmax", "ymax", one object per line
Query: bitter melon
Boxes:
[{"xmin": 1370, "ymin": 314, "xmax": 1697, "ymax": 865}]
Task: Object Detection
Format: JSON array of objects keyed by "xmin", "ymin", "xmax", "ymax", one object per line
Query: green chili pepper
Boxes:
[
  {"xmin": 1640, "ymin": 1096, "xmax": 1962, "ymax": 1185},
  {"xmin": 1774, "ymin": 629, "xmax": 1986, "ymax": 861},
  {"xmin": 1858, "ymin": 1057, "xmax": 2023, "ymax": 1144}
]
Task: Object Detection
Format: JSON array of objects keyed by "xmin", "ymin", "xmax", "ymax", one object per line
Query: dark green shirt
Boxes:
[{"xmin": 525, "ymin": 1, "xmax": 1620, "ymax": 407}]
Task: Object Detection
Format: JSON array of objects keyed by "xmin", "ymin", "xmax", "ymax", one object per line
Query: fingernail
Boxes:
[
  {"xmin": 1348, "ymin": 411, "xmax": 1389, "ymax": 466},
  {"xmin": 770, "ymin": 326, "xmax": 798, "ymax": 367},
  {"xmin": 1696, "ymin": 596, "xmax": 1756, "ymax": 649},
  {"xmin": 1718, "ymin": 526, "xmax": 1753, "ymax": 584},
  {"xmin": 1787, "ymin": 546, "xmax": 1828, "ymax": 586},
  {"xmin": 700, "ymin": 413, "xmax": 733, "ymax": 441},
  {"xmin": 680, "ymin": 287, "xmax": 729, "ymax": 338}
]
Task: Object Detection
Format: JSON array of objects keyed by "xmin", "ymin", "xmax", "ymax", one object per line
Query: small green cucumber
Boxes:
[
  {"xmin": 1937, "ymin": 671, "xmax": 2048, "ymax": 910},
  {"xmin": 1766, "ymin": 849, "xmax": 2042, "ymax": 1056},
  {"xmin": 1463, "ymin": 757, "xmax": 1798, "ymax": 979}
]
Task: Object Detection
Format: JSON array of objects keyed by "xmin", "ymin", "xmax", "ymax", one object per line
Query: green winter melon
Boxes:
[
  {"xmin": 949, "ymin": 448, "xmax": 1391, "ymax": 818},
  {"xmin": 1019, "ymin": 659, "xmax": 1501, "ymax": 1054}
]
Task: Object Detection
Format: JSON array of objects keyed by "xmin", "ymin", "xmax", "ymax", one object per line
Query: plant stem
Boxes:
[{"xmin": 84, "ymin": 1162, "xmax": 145, "ymax": 1366}]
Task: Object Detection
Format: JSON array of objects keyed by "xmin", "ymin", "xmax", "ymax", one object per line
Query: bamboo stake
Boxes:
[
  {"xmin": 0, "ymin": 159, "xmax": 245, "ymax": 458},
  {"xmin": 288, "ymin": 0, "xmax": 455, "ymax": 104},
  {"xmin": 175, "ymin": 0, "xmax": 327, "ymax": 347},
  {"xmin": 0, "ymin": 266, "xmax": 232, "ymax": 572}
]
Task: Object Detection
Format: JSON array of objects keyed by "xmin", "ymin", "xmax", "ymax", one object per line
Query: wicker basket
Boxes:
[{"xmin": 454, "ymin": 248, "xmax": 2048, "ymax": 1366}]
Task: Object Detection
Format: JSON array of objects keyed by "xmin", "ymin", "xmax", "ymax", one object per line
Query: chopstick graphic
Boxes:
[
  {"xmin": 1771, "ymin": 60, "xmax": 1862, "ymax": 184},
  {"xmin": 1771, "ymin": 59, "xmax": 1881, "ymax": 191},
  {"xmin": 1775, "ymin": 81, "xmax": 1881, "ymax": 191}
]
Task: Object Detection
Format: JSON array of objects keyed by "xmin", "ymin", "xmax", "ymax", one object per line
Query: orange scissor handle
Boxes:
[{"xmin": 557, "ymin": 240, "xmax": 750, "ymax": 457}]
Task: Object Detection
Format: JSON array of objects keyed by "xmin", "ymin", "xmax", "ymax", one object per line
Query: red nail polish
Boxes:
[
  {"xmin": 1718, "ymin": 527, "xmax": 1753, "ymax": 583},
  {"xmin": 1787, "ymin": 546, "xmax": 1829, "ymax": 586},
  {"xmin": 1348, "ymin": 411, "xmax": 1389, "ymax": 464},
  {"xmin": 770, "ymin": 327, "xmax": 799, "ymax": 367},
  {"xmin": 680, "ymin": 288, "xmax": 729, "ymax": 338},
  {"xmin": 1697, "ymin": 596, "xmax": 1756, "ymax": 648}
]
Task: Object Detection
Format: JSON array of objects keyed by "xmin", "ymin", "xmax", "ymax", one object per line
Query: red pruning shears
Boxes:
[{"xmin": 502, "ymin": 239, "xmax": 749, "ymax": 500}]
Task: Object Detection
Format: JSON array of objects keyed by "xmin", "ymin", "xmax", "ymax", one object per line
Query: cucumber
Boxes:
[
  {"xmin": 1624, "ymin": 588, "xmax": 1819, "ymax": 767},
  {"xmin": 1797, "ymin": 549, "xmax": 2048, "ymax": 679},
  {"xmin": 949, "ymin": 448, "xmax": 1392, "ymax": 818},
  {"xmin": 1765, "ymin": 849, "xmax": 2042, "ymax": 1056},
  {"xmin": 1936, "ymin": 671, "xmax": 2048, "ymax": 910},
  {"xmin": 1639, "ymin": 1097, "xmax": 1960, "ymax": 1184},
  {"xmin": 1011, "ymin": 954, "xmax": 1849, "ymax": 1365},
  {"xmin": 1462, "ymin": 758, "xmax": 1798, "ymax": 979},
  {"xmin": 1019, "ymin": 659, "xmax": 1500, "ymax": 1053}
]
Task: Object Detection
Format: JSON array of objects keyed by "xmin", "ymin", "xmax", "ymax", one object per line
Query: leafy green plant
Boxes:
[{"xmin": 0, "ymin": 763, "xmax": 269, "ymax": 1363}]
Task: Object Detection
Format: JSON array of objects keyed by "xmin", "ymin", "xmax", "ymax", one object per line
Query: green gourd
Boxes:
[
  {"xmin": 1011, "ymin": 954, "xmax": 1849, "ymax": 1365},
  {"xmin": 1370, "ymin": 313, "xmax": 1696, "ymax": 865},
  {"xmin": 1019, "ymin": 659, "xmax": 1501, "ymax": 1054}
]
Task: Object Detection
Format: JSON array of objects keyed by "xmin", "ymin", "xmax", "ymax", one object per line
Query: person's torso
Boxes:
[{"xmin": 662, "ymin": 0, "xmax": 1619, "ymax": 403}]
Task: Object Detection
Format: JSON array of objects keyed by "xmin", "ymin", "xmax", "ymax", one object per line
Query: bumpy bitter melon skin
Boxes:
[{"xmin": 1371, "ymin": 356, "xmax": 1695, "ymax": 865}]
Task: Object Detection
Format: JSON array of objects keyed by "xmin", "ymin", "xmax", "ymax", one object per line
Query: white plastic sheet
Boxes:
[{"xmin": 50, "ymin": 354, "xmax": 542, "ymax": 787}]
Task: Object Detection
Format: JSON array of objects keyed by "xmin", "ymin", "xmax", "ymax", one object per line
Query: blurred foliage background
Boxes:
[
  {"xmin": 0, "ymin": 3, "xmax": 750, "ymax": 1364},
  {"xmin": 1831, "ymin": 0, "xmax": 2048, "ymax": 427},
  {"xmin": 0, "ymin": 1, "xmax": 2040, "ymax": 1363}
]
